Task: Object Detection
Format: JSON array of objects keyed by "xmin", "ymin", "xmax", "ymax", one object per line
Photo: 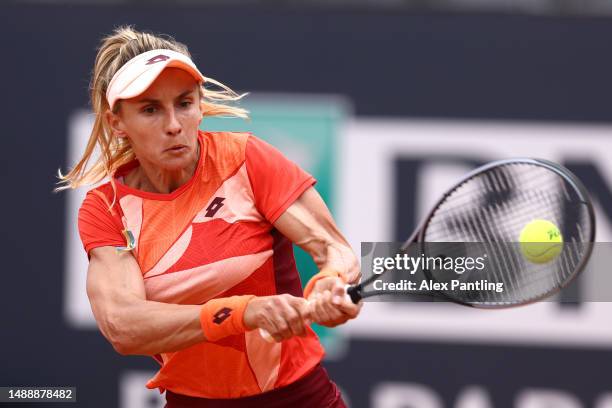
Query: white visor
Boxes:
[{"xmin": 106, "ymin": 49, "xmax": 205, "ymax": 110}]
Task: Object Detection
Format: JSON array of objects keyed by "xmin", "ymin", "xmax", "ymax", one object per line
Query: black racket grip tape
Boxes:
[{"xmin": 347, "ymin": 285, "xmax": 362, "ymax": 304}]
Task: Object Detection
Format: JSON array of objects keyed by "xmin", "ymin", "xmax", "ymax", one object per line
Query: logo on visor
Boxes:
[{"xmin": 146, "ymin": 54, "xmax": 170, "ymax": 65}]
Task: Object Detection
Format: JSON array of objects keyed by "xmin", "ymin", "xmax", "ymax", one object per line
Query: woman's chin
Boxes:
[{"xmin": 157, "ymin": 157, "xmax": 193, "ymax": 172}]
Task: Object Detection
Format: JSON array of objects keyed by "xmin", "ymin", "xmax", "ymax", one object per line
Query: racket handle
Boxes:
[{"xmin": 346, "ymin": 284, "xmax": 362, "ymax": 304}]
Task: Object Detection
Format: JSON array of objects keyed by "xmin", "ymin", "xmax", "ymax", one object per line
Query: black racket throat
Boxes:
[{"xmin": 346, "ymin": 285, "xmax": 363, "ymax": 304}]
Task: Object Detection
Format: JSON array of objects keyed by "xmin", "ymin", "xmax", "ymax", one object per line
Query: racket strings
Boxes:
[
  {"xmin": 436, "ymin": 206, "xmax": 537, "ymax": 303},
  {"xmin": 432, "ymin": 174, "xmax": 576, "ymax": 221},
  {"xmin": 433, "ymin": 196, "xmax": 587, "ymax": 245},
  {"xmin": 427, "ymin": 165, "xmax": 588, "ymax": 241},
  {"xmin": 421, "ymin": 163, "xmax": 592, "ymax": 305},
  {"xmin": 463, "ymin": 205, "xmax": 520, "ymax": 303},
  {"xmin": 435, "ymin": 162, "xmax": 586, "ymax": 207},
  {"xmin": 432, "ymin": 202, "xmax": 578, "ymax": 292}
]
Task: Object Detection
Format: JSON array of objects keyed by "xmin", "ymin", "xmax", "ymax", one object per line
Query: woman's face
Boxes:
[{"xmin": 109, "ymin": 68, "xmax": 203, "ymax": 172}]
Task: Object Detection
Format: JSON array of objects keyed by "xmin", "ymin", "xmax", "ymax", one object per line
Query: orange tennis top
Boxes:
[{"xmin": 78, "ymin": 131, "xmax": 325, "ymax": 398}]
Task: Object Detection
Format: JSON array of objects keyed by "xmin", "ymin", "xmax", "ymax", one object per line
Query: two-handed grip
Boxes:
[{"xmin": 259, "ymin": 284, "xmax": 356, "ymax": 342}]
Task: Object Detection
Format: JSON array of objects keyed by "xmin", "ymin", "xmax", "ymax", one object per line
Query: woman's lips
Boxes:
[{"xmin": 166, "ymin": 145, "xmax": 187, "ymax": 152}]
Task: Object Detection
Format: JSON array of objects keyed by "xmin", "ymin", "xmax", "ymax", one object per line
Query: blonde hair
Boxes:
[{"xmin": 57, "ymin": 26, "xmax": 248, "ymax": 193}]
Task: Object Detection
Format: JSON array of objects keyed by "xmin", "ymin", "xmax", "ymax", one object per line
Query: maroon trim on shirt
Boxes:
[
  {"xmin": 164, "ymin": 364, "xmax": 346, "ymax": 408},
  {"xmin": 271, "ymin": 229, "xmax": 303, "ymax": 297}
]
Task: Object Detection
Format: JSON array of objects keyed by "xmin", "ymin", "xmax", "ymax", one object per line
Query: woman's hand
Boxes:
[
  {"xmin": 307, "ymin": 277, "xmax": 362, "ymax": 328},
  {"xmin": 243, "ymin": 294, "xmax": 312, "ymax": 342}
]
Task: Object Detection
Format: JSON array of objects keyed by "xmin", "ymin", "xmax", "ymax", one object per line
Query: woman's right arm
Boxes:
[{"xmin": 87, "ymin": 246, "xmax": 310, "ymax": 355}]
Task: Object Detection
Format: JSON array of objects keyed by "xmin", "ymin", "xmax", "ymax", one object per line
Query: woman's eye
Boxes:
[
  {"xmin": 143, "ymin": 106, "xmax": 157, "ymax": 114},
  {"xmin": 180, "ymin": 101, "xmax": 192, "ymax": 108}
]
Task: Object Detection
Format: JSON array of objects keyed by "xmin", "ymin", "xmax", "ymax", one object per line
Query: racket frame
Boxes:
[{"xmin": 348, "ymin": 158, "xmax": 596, "ymax": 308}]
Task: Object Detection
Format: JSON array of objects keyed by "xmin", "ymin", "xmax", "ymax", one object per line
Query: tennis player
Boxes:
[{"xmin": 59, "ymin": 27, "xmax": 361, "ymax": 407}]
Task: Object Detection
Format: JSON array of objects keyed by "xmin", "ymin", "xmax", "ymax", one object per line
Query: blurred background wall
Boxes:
[{"xmin": 3, "ymin": 2, "xmax": 612, "ymax": 407}]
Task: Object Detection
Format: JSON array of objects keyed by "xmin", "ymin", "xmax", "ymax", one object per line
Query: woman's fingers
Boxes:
[
  {"xmin": 248, "ymin": 295, "xmax": 313, "ymax": 342},
  {"xmin": 330, "ymin": 282, "xmax": 361, "ymax": 318},
  {"xmin": 309, "ymin": 292, "xmax": 329, "ymax": 323},
  {"xmin": 308, "ymin": 283, "xmax": 362, "ymax": 327},
  {"xmin": 288, "ymin": 296, "xmax": 311, "ymax": 337},
  {"xmin": 310, "ymin": 290, "xmax": 343, "ymax": 325},
  {"xmin": 248, "ymin": 286, "xmax": 361, "ymax": 342}
]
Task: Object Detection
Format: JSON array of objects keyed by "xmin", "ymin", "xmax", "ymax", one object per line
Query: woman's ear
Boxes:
[{"xmin": 105, "ymin": 109, "xmax": 127, "ymax": 138}]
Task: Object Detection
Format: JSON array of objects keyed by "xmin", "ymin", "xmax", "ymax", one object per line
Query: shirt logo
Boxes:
[
  {"xmin": 146, "ymin": 54, "xmax": 170, "ymax": 65},
  {"xmin": 205, "ymin": 197, "xmax": 226, "ymax": 217},
  {"xmin": 213, "ymin": 307, "xmax": 232, "ymax": 324}
]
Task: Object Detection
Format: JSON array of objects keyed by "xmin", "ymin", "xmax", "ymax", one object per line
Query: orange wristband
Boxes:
[
  {"xmin": 200, "ymin": 295, "xmax": 255, "ymax": 342},
  {"xmin": 303, "ymin": 268, "xmax": 348, "ymax": 299}
]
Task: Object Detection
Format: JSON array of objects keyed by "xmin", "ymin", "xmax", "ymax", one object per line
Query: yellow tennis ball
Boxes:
[{"xmin": 519, "ymin": 219, "xmax": 563, "ymax": 264}]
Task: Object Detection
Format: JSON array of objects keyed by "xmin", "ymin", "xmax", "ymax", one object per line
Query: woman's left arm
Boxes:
[{"xmin": 273, "ymin": 186, "xmax": 362, "ymax": 327}]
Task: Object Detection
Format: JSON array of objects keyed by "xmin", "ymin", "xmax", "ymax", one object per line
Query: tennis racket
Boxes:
[
  {"xmin": 260, "ymin": 158, "xmax": 596, "ymax": 341},
  {"xmin": 348, "ymin": 158, "xmax": 596, "ymax": 307}
]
